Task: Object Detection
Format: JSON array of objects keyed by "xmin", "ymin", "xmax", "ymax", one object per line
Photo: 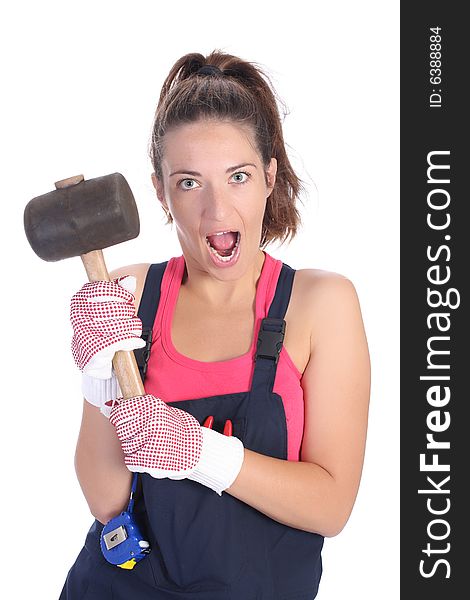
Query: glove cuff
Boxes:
[
  {"xmin": 82, "ymin": 372, "xmax": 122, "ymax": 418},
  {"xmin": 188, "ymin": 427, "xmax": 245, "ymax": 496}
]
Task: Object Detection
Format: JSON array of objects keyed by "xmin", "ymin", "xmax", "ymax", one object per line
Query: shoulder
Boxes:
[
  {"xmin": 291, "ymin": 268, "xmax": 366, "ymax": 350},
  {"xmin": 294, "ymin": 267, "xmax": 357, "ymax": 298},
  {"xmin": 283, "ymin": 267, "xmax": 364, "ymax": 373},
  {"xmin": 291, "ymin": 268, "xmax": 361, "ymax": 324}
]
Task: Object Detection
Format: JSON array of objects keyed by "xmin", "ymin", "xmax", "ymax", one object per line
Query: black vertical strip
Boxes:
[
  {"xmin": 137, "ymin": 261, "xmax": 168, "ymax": 326},
  {"xmin": 267, "ymin": 263, "xmax": 295, "ymax": 320},
  {"xmin": 401, "ymin": 3, "xmax": 467, "ymax": 598},
  {"xmin": 133, "ymin": 261, "xmax": 168, "ymax": 381}
]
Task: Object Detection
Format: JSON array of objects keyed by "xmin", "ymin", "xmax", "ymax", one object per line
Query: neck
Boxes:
[{"xmin": 181, "ymin": 249, "xmax": 266, "ymax": 309}]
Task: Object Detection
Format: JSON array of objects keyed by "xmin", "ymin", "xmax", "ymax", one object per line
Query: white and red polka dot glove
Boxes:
[
  {"xmin": 109, "ymin": 394, "xmax": 245, "ymax": 495},
  {"xmin": 70, "ymin": 276, "xmax": 146, "ymax": 379},
  {"xmin": 109, "ymin": 394, "xmax": 203, "ymax": 478}
]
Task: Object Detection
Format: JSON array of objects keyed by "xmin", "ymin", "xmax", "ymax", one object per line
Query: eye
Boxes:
[
  {"xmin": 177, "ymin": 178, "xmax": 201, "ymax": 191},
  {"xmin": 231, "ymin": 171, "xmax": 251, "ymax": 184}
]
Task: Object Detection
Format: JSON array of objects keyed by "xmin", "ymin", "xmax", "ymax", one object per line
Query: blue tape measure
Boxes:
[{"xmin": 100, "ymin": 472, "xmax": 151, "ymax": 569}]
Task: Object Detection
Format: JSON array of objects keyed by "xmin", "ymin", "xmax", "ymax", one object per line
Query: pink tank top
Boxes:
[{"xmin": 144, "ymin": 251, "xmax": 304, "ymax": 461}]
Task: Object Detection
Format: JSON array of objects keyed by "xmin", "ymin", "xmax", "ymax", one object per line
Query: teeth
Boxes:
[
  {"xmin": 207, "ymin": 229, "xmax": 234, "ymax": 237},
  {"xmin": 205, "ymin": 232, "xmax": 240, "ymax": 262}
]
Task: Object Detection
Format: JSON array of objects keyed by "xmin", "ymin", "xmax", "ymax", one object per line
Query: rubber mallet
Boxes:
[{"xmin": 24, "ymin": 172, "xmax": 145, "ymax": 399}]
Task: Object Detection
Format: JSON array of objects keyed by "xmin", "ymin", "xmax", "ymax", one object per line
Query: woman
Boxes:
[{"xmin": 60, "ymin": 50, "xmax": 370, "ymax": 599}]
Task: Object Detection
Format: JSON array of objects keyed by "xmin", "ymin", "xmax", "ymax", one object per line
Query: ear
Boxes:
[
  {"xmin": 265, "ymin": 158, "xmax": 277, "ymax": 197},
  {"xmin": 151, "ymin": 172, "xmax": 168, "ymax": 210}
]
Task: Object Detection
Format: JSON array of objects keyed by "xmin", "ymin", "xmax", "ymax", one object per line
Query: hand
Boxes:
[
  {"xmin": 70, "ymin": 275, "xmax": 146, "ymax": 379},
  {"xmin": 109, "ymin": 394, "xmax": 203, "ymax": 478},
  {"xmin": 109, "ymin": 394, "xmax": 245, "ymax": 496}
]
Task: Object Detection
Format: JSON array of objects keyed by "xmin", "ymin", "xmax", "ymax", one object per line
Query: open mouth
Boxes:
[{"xmin": 205, "ymin": 230, "xmax": 240, "ymax": 263}]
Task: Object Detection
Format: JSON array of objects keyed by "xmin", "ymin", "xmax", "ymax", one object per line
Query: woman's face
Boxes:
[{"xmin": 152, "ymin": 120, "xmax": 277, "ymax": 280}]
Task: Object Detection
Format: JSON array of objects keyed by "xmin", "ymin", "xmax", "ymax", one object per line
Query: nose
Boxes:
[{"xmin": 202, "ymin": 184, "xmax": 232, "ymax": 222}]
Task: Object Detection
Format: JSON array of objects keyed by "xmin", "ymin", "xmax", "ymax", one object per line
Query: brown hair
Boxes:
[{"xmin": 148, "ymin": 49, "xmax": 305, "ymax": 247}]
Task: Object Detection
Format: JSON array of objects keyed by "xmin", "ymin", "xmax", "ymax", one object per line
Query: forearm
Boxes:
[
  {"xmin": 74, "ymin": 400, "xmax": 132, "ymax": 524},
  {"xmin": 225, "ymin": 449, "xmax": 351, "ymax": 537}
]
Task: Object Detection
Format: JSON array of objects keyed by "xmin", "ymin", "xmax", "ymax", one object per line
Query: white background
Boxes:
[{"xmin": 1, "ymin": 1, "xmax": 399, "ymax": 598}]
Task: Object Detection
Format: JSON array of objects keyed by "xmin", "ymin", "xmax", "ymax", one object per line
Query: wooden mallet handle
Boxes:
[{"xmin": 55, "ymin": 176, "xmax": 145, "ymax": 400}]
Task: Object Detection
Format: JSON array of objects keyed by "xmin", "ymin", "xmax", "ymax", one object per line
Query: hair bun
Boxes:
[{"xmin": 197, "ymin": 65, "xmax": 223, "ymax": 77}]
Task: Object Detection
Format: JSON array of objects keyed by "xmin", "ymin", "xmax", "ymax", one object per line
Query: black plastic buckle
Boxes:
[
  {"xmin": 133, "ymin": 327, "xmax": 153, "ymax": 382},
  {"xmin": 255, "ymin": 318, "xmax": 286, "ymax": 364}
]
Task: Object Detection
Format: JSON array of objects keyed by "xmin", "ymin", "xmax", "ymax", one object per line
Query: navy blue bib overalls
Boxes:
[{"xmin": 60, "ymin": 260, "xmax": 324, "ymax": 599}]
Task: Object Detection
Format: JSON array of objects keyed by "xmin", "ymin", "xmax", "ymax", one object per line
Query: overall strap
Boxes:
[
  {"xmin": 266, "ymin": 262, "xmax": 296, "ymax": 320},
  {"xmin": 129, "ymin": 262, "xmax": 168, "ymax": 513},
  {"xmin": 133, "ymin": 261, "xmax": 168, "ymax": 382},
  {"xmin": 251, "ymin": 262, "xmax": 296, "ymax": 393}
]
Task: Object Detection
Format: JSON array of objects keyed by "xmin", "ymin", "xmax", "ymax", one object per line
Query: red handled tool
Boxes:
[
  {"xmin": 203, "ymin": 416, "xmax": 233, "ymax": 436},
  {"xmin": 223, "ymin": 419, "xmax": 233, "ymax": 436},
  {"xmin": 203, "ymin": 415, "xmax": 215, "ymax": 429}
]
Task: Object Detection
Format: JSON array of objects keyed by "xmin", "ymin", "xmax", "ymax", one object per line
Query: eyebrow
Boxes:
[{"xmin": 169, "ymin": 163, "xmax": 258, "ymax": 177}]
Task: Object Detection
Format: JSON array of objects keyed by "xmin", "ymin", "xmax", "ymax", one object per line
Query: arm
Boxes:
[
  {"xmin": 225, "ymin": 274, "xmax": 371, "ymax": 537},
  {"xmin": 75, "ymin": 400, "xmax": 132, "ymax": 524},
  {"xmin": 72, "ymin": 263, "xmax": 150, "ymax": 524}
]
